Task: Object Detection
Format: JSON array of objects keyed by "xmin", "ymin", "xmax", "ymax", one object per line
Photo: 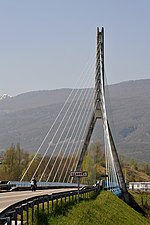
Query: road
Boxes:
[{"xmin": 0, "ymin": 188, "xmax": 75, "ymax": 213}]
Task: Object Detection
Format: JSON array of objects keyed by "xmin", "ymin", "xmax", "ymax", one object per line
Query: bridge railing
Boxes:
[
  {"xmin": 0, "ymin": 181, "xmax": 79, "ymax": 191},
  {"xmin": 9, "ymin": 181, "xmax": 79, "ymax": 188},
  {"xmin": 0, "ymin": 186, "xmax": 99, "ymax": 225}
]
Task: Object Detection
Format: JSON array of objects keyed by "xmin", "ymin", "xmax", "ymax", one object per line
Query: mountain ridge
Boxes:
[
  {"xmin": 0, "ymin": 94, "xmax": 12, "ymax": 101},
  {"xmin": 0, "ymin": 79, "xmax": 150, "ymax": 162}
]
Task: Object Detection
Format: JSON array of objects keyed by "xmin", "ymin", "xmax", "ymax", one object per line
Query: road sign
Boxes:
[
  {"xmin": 70, "ymin": 171, "xmax": 88, "ymax": 177},
  {"xmin": 70, "ymin": 171, "xmax": 88, "ymax": 204}
]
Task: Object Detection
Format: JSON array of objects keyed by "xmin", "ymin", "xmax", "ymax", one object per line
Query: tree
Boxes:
[
  {"xmin": 0, "ymin": 144, "xmax": 30, "ymax": 181},
  {"xmin": 81, "ymin": 142, "xmax": 105, "ymax": 184}
]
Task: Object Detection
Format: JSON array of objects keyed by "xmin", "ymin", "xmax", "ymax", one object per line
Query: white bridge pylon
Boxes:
[{"xmin": 76, "ymin": 28, "xmax": 130, "ymax": 203}]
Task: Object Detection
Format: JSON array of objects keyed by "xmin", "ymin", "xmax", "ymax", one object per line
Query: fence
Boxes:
[{"xmin": 0, "ymin": 186, "xmax": 98, "ymax": 225}]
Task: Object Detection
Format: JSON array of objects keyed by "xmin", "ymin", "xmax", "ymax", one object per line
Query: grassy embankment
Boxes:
[
  {"xmin": 129, "ymin": 191, "xmax": 150, "ymax": 220},
  {"xmin": 34, "ymin": 191, "xmax": 150, "ymax": 225}
]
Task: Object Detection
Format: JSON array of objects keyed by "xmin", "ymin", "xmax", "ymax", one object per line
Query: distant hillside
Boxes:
[
  {"xmin": 108, "ymin": 79, "xmax": 150, "ymax": 162},
  {"xmin": 0, "ymin": 80, "xmax": 150, "ymax": 163}
]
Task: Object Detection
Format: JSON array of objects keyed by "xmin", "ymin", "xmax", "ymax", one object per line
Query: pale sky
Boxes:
[{"xmin": 0, "ymin": 0, "xmax": 150, "ymax": 96}]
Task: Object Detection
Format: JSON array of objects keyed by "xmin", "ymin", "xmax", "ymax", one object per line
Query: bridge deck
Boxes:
[{"xmin": 0, "ymin": 188, "xmax": 76, "ymax": 213}]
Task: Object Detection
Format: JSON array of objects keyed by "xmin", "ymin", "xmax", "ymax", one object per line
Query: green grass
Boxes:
[
  {"xmin": 129, "ymin": 191, "xmax": 150, "ymax": 219},
  {"xmin": 35, "ymin": 191, "xmax": 150, "ymax": 225},
  {"xmin": 129, "ymin": 191, "xmax": 150, "ymax": 207}
]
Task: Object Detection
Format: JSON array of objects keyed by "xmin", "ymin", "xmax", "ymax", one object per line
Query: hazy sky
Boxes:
[{"xmin": 0, "ymin": 0, "xmax": 150, "ymax": 96}]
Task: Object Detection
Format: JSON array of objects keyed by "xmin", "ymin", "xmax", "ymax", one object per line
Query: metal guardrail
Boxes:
[{"xmin": 0, "ymin": 186, "xmax": 99, "ymax": 225}]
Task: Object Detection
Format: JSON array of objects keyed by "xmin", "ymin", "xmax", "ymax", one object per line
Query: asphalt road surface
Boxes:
[{"xmin": 0, "ymin": 188, "xmax": 75, "ymax": 213}]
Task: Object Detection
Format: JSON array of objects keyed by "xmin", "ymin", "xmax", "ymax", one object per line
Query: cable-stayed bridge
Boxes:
[
  {"xmin": 0, "ymin": 27, "xmax": 133, "ymax": 216},
  {"xmin": 16, "ymin": 27, "xmax": 129, "ymax": 203}
]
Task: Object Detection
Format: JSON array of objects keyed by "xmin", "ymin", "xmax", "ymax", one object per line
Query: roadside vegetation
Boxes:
[
  {"xmin": 81, "ymin": 142, "xmax": 150, "ymax": 184},
  {"xmin": 33, "ymin": 191, "xmax": 150, "ymax": 225},
  {"xmin": 129, "ymin": 191, "xmax": 150, "ymax": 220},
  {"xmin": 0, "ymin": 142, "xmax": 149, "ymax": 183},
  {"xmin": 0, "ymin": 144, "xmax": 74, "ymax": 181}
]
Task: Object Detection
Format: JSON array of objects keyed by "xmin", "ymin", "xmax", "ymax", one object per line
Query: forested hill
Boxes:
[
  {"xmin": 108, "ymin": 79, "xmax": 150, "ymax": 162},
  {"xmin": 0, "ymin": 79, "xmax": 150, "ymax": 162}
]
